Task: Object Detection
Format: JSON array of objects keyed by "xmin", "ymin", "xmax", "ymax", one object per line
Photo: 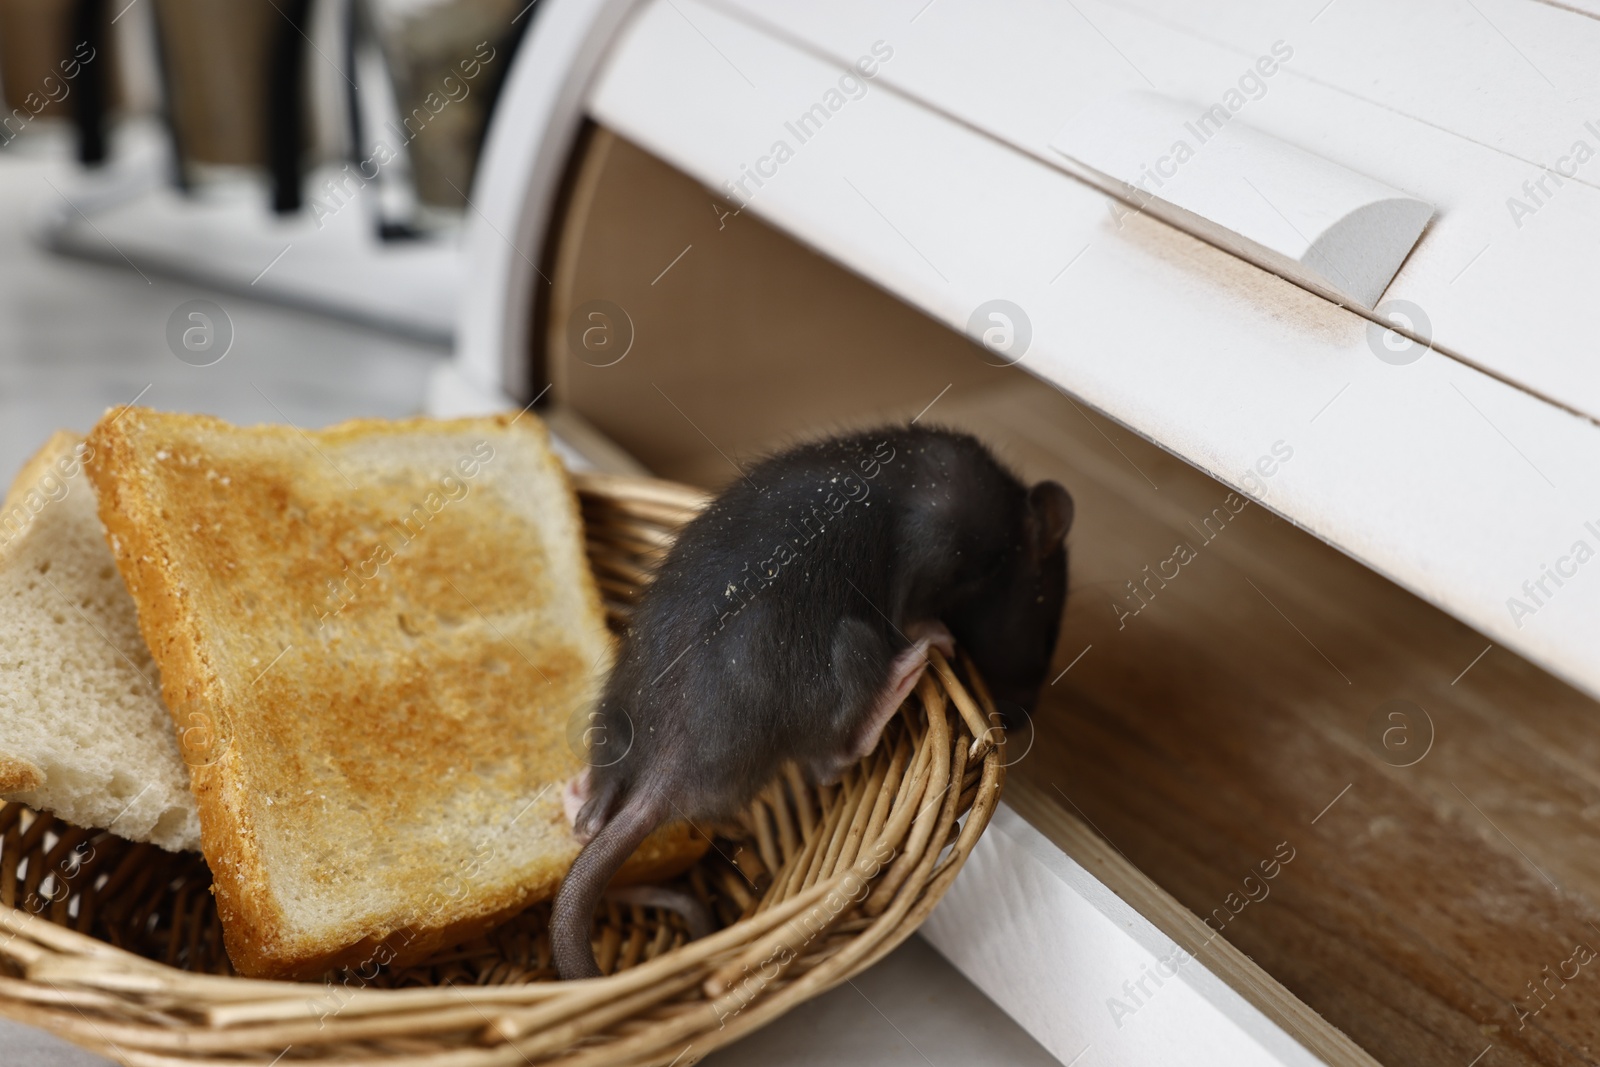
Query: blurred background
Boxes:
[{"xmin": 0, "ymin": 0, "xmax": 532, "ymax": 480}]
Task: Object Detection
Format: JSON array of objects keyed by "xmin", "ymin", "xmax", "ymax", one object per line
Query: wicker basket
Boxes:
[{"xmin": 0, "ymin": 470, "xmax": 1007, "ymax": 1066}]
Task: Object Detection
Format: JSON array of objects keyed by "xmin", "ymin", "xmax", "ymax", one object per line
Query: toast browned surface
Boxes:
[{"xmin": 86, "ymin": 408, "xmax": 704, "ymax": 979}]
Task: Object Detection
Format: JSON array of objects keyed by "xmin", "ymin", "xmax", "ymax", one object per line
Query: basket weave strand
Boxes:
[{"xmin": 0, "ymin": 470, "xmax": 1007, "ymax": 1066}]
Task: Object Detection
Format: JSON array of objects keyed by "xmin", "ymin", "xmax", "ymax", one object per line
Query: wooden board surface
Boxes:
[
  {"xmin": 545, "ymin": 126, "xmax": 1600, "ymax": 1066},
  {"xmin": 548, "ymin": 127, "xmax": 1001, "ymax": 474}
]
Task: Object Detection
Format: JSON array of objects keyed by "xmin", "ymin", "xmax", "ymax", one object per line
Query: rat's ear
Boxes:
[{"xmin": 1027, "ymin": 481, "xmax": 1074, "ymax": 560}]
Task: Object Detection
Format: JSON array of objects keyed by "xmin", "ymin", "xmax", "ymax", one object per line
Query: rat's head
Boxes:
[{"xmin": 948, "ymin": 480, "xmax": 1074, "ymax": 726}]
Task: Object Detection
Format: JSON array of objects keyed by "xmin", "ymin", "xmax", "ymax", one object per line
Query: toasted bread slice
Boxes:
[
  {"xmin": 87, "ymin": 409, "xmax": 704, "ymax": 979},
  {"xmin": 0, "ymin": 431, "xmax": 201, "ymax": 852}
]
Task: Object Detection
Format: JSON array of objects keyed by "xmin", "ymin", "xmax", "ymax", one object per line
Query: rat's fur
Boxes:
[{"xmin": 551, "ymin": 426, "xmax": 1072, "ymax": 978}]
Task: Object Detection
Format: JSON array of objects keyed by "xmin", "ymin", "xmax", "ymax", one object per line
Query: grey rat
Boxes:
[{"xmin": 551, "ymin": 426, "xmax": 1073, "ymax": 979}]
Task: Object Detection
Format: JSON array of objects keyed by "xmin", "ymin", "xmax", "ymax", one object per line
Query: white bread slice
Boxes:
[
  {"xmin": 0, "ymin": 431, "xmax": 201, "ymax": 852},
  {"xmin": 86, "ymin": 409, "xmax": 704, "ymax": 979}
]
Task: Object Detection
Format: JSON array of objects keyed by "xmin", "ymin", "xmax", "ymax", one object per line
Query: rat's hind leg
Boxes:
[
  {"xmin": 565, "ymin": 770, "xmax": 623, "ymax": 844},
  {"xmin": 853, "ymin": 620, "xmax": 954, "ymax": 759},
  {"xmin": 563, "ymin": 770, "xmax": 591, "ymax": 830},
  {"xmin": 826, "ymin": 618, "xmax": 954, "ymax": 779}
]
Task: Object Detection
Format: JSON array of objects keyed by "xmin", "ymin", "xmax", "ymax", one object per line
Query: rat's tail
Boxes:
[{"xmin": 551, "ymin": 792, "xmax": 666, "ymax": 979}]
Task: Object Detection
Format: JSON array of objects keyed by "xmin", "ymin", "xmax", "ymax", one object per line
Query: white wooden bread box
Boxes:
[{"xmin": 430, "ymin": 3, "xmax": 1600, "ymax": 1064}]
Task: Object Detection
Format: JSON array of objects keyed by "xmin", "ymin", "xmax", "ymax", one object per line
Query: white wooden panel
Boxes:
[
  {"xmin": 455, "ymin": 0, "xmax": 642, "ymax": 400},
  {"xmin": 588, "ymin": 0, "xmax": 1600, "ymax": 703},
  {"xmin": 922, "ymin": 806, "xmax": 1328, "ymax": 1067},
  {"xmin": 1051, "ymin": 91, "xmax": 1434, "ymax": 310},
  {"xmin": 706, "ymin": 0, "xmax": 1600, "ymax": 425},
  {"xmin": 1096, "ymin": 0, "xmax": 1599, "ymax": 165}
]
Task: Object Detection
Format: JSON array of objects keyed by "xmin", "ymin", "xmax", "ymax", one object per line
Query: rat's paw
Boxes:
[{"xmin": 562, "ymin": 770, "xmax": 593, "ymax": 842}]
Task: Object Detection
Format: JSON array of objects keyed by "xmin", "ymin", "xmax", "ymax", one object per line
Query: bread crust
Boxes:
[
  {"xmin": 87, "ymin": 409, "xmax": 704, "ymax": 978},
  {"xmin": 0, "ymin": 756, "xmax": 44, "ymax": 795},
  {"xmin": 0, "ymin": 429, "xmax": 81, "ymax": 556}
]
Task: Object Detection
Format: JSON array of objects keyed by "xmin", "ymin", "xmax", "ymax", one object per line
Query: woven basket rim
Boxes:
[{"xmin": 0, "ymin": 469, "xmax": 1009, "ymax": 1067}]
